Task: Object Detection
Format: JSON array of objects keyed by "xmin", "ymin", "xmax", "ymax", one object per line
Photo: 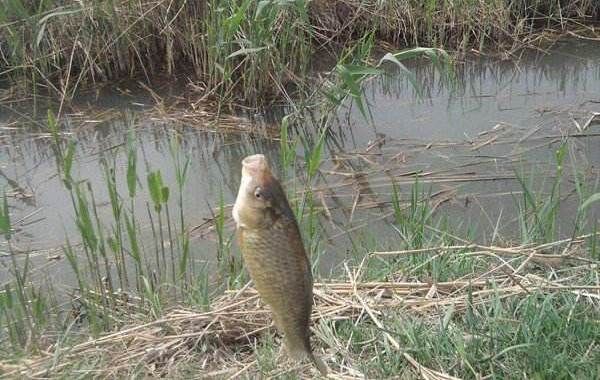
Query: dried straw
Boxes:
[{"xmin": 3, "ymin": 261, "xmax": 598, "ymax": 379}]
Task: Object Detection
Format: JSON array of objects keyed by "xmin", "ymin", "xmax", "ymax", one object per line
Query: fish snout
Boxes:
[{"xmin": 242, "ymin": 154, "xmax": 271, "ymax": 178}]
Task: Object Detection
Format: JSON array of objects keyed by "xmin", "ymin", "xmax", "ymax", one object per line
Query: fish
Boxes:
[{"xmin": 232, "ymin": 154, "xmax": 328, "ymax": 376}]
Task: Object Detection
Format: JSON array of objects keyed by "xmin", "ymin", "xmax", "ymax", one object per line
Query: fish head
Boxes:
[{"xmin": 233, "ymin": 154, "xmax": 283, "ymax": 229}]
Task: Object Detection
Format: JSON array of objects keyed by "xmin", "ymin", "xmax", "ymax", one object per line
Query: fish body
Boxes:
[{"xmin": 233, "ymin": 154, "xmax": 327, "ymax": 375}]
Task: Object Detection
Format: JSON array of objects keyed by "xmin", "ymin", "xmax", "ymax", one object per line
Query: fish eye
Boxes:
[{"xmin": 254, "ymin": 187, "xmax": 262, "ymax": 199}]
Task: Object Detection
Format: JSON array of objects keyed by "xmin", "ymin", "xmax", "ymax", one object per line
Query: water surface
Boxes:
[{"xmin": 1, "ymin": 39, "xmax": 599, "ymax": 288}]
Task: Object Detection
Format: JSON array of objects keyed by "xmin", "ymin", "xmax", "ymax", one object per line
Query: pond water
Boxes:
[{"xmin": 1, "ymin": 39, "xmax": 599, "ymax": 289}]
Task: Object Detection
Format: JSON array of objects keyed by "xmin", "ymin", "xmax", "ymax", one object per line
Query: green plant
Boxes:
[{"xmin": 515, "ymin": 142, "xmax": 567, "ymax": 244}]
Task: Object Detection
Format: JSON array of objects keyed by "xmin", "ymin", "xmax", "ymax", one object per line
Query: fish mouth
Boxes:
[{"xmin": 242, "ymin": 154, "xmax": 270, "ymax": 177}]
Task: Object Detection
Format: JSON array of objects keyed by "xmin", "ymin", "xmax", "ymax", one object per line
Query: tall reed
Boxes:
[{"xmin": 2, "ymin": 0, "xmax": 597, "ymax": 104}]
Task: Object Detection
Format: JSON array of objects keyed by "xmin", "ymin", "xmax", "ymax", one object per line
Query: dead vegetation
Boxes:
[{"xmin": 2, "ymin": 236, "xmax": 598, "ymax": 379}]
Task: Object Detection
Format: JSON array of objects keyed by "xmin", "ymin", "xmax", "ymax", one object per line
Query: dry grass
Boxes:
[{"xmin": 3, "ymin": 237, "xmax": 598, "ymax": 379}]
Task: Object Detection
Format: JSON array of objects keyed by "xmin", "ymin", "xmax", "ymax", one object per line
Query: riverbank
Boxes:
[
  {"xmin": 2, "ymin": 0, "xmax": 599, "ymax": 104},
  {"xmin": 3, "ymin": 236, "xmax": 599, "ymax": 378}
]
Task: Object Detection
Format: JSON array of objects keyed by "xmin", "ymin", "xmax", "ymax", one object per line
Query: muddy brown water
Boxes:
[{"xmin": 1, "ymin": 39, "xmax": 599, "ymax": 289}]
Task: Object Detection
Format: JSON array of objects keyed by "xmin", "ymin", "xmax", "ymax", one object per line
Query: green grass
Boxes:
[{"xmin": 326, "ymin": 290, "xmax": 599, "ymax": 379}]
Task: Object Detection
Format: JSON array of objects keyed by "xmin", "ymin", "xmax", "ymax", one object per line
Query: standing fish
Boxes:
[{"xmin": 232, "ymin": 154, "xmax": 327, "ymax": 375}]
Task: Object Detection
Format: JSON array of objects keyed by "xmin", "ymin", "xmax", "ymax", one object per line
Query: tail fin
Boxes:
[
  {"xmin": 283, "ymin": 333, "xmax": 328, "ymax": 375},
  {"xmin": 309, "ymin": 352, "xmax": 328, "ymax": 376}
]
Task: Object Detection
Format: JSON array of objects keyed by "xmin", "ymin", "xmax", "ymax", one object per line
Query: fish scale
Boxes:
[{"xmin": 239, "ymin": 216, "xmax": 313, "ymax": 359}]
